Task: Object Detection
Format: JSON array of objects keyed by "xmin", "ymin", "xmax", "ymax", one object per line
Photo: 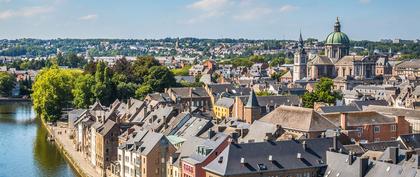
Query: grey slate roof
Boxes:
[
  {"xmin": 350, "ymin": 100, "xmax": 389, "ymax": 110},
  {"xmin": 399, "ymin": 134, "xmax": 420, "ymax": 150},
  {"xmin": 215, "ymin": 97, "xmax": 235, "ymax": 108},
  {"xmin": 203, "ymin": 138, "xmax": 342, "ymax": 176},
  {"xmin": 323, "ymin": 111, "xmax": 396, "ymax": 127},
  {"xmin": 245, "ymin": 90, "xmax": 259, "ymax": 108},
  {"xmin": 325, "ymin": 150, "xmax": 420, "ymax": 177},
  {"xmin": 318, "ymin": 105, "xmax": 360, "ymax": 113},
  {"xmin": 260, "ymin": 106, "xmax": 337, "ymax": 132}
]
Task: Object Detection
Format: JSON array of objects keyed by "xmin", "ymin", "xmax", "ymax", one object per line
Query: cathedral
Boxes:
[{"xmin": 293, "ymin": 17, "xmax": 379, "ymax": 91}]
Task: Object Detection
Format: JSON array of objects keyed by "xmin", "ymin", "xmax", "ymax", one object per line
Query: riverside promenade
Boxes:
[{"xmin": 42, "ymin": 120, "xmax": 101, "ymax": 177}]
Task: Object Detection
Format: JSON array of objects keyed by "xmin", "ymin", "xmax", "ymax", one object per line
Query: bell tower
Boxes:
[{"xmin": 293, "ymin": 31, "xmax": 307, "ymax": 82}]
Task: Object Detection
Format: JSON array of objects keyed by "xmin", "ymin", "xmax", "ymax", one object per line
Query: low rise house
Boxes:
[
  {"xmin": 118, "ymin": 129, "xmax": 176, "ymax": 177},
  {"xmin": 203, "ymin": 138, "xmax": 343, "ymax": 177},
  {"xmin": 233, "ymin": 92, "xmax": 301, "ymax": 123},
  {"xmin": 259, "ymin": 106, "xmax": 337, "ymax": 139},
  {"xmin": 166, "ymin": 87, "xmax": 211, "ymax": 112},
  {"xmin": 322, "ymin": 111, "xmax": 410, "ymax": 143},
  {"xmin": 213, "ymin": 97, "xmax": 234, "ymax": 119}
]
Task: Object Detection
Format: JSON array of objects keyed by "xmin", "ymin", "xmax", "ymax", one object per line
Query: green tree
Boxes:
[
  {"xmin": 32, "ymin": 67, "xmax": 81, "ymax": 121},
  {"xmin": 302, "ymin": 78, "xmax": 342, "ymax": 108},
  {"xmin": 144, "ymin": 66, "xmax": 176, "ymax": 92},
  {"xmin": 256, "ymin": 90, "xmax": 275, "ymax": 96},
  {"xmin": 0, "ymin": 72, "xmax": 16, "ymax": 97},
  {"xmin": 72, "ymin": 74, "xmax": 95, "ymax": 108},
  {"xmin": 135, "ymin": 84, "xmax": 153, "ymax": 99},
  {"xmin": 132, "ymin": 56, "xmax": 160, "ymax": 83}
]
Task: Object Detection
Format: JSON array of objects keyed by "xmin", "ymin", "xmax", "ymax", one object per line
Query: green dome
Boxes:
[{"xmin": 326, "ymin": 31, "xmax": 350, "ymax": 45}]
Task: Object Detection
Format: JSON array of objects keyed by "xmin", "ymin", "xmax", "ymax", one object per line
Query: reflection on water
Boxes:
[{"xmin": 0, "ymin": 102, "xmax": 77, "ymax": 177}]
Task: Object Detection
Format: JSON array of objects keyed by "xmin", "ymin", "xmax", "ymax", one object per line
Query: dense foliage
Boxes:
[
  {"xmin": 32, "ymin": 56, "xmax": 178, "ymax": 121},
  {"xmin": 0, "ymin": 72, "xmax": 16, "ymax": 97},
  {"xmin": 32, "ymin": 67, "xmax": 82, "ymax": 121},
  {"xmin": 302, "ymin": 78, "xmax": 342, "ymax": 108}
]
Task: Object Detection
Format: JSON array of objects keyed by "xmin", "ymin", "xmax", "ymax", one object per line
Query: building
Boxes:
[
  {"xmin": 213, "ymin": 97, "xmax": 234, "ymax": 119},
  {"xmin": 233, "ymin": 94, "xmax": 301, "ymax": 123},
  {"xmin": 322, "ymin": 111, "xmax": 410, "ymax": 143},
  {"xmin": 180, "ymin": 133, "xmax": 229, "ymax": 177},
  {"xmin": 203, "ymin": 138, "xmax": 343, "ymax": 177},
  {"xmin": 118, "ymin": 129, "xmax": 176, "ymax": 177},
  {"xmin": 259, "ymin": 106, "xmax": 337, "ymax": 139},
  {"xmin": 325, "ymin": 17, "xmax": 350, "ymax": 60},
  {"xmin": 293, "ymin": 32, "xmax": 307, "ymax": 82}
]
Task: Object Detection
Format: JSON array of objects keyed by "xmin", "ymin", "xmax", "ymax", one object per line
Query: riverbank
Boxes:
[
  {"xmin": 41, "ymin": 119, "xmax": 100, "ymax": 177},
  {"xmin": 0, "ymin": 97, "xmax": 31, "ymax": 102}
]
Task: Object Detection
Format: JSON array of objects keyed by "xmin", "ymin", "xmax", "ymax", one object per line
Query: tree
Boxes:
[
  {"xmin": 93, "ymin": 62, "xmax": 115, "ymax": 106},
  {"xmin": 256, "ymin": 90, "xmax": 275, "ymax": 96},
  {"xmin": 132, "ymin": 56, "xmax": 160, "ymax": 83},
  {"xmin": 135, "ymin": 84, "xmax": 153, "ymax": 99},
  {"xmin": 32, "ymin": 67, "xmax": 81, "ymax": 121},
  {"xmin": 302, "ymin": 78, "xmax": 342, "ymax": 108},
  {"xmin": 72, "ymin": 74, "xmax": 95, "ymax": 108},
  {"xmin": 144, "ymin": 66, "xmax": 176, "ymax": 93},
  {"xmin": 116, "ymin": 82, "xmax": 137, "ymax": 101},
  {"xmin": 0, "ymin": 72, "xmax": 16, "ymax": 97}
]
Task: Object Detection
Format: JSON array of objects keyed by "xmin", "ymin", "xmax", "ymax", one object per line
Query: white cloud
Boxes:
[
  {"xmin": 279, "ymin": 5, "xmax": 297, "ymax": 13},
  {"xmin": 188, "ymin": 0, "xmax": 231, "ymax": 11},
  {"xmin": 233, "ymin": 7, "xmax": 272, "ymax": 21},
  {"xmin": 0, "ymin": 0, "xmax": 12, "ymax": 3},
  {"xmin": 0, "ymin": 6, "xmax": 53, "ymax": 20},
  {"xmin": 79, "ymin": 14, "xmax": 98, "ymax": 21}
]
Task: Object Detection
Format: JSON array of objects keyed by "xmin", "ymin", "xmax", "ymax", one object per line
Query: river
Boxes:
[{"xmin": 0, "ymin": 102, "xmax": 78, "ymax": 177}]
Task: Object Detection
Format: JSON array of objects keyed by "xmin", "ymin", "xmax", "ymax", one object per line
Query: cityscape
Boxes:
[{"xmin": 1, "ymin": 1, "xmax": 420, "ymax": 177}]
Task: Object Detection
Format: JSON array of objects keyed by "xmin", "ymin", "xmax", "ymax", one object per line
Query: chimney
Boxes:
[
  {"xmin": 348, "ymin": 152, "xmax": 354, "ymax": 165},
  {"xmin": 241, "ymin": 128, "xmax": 249, "ymax": 138},
  {"xmin": 389, "ymin": 147, "xmax": 399, "ymax": 164},
  {"xmin": 230, "ymin": 132, "xmax": 239, "ymax": 143},
  {"xmin": 163, "ymin": 116, "xmax": 168, "ymax": 128},
  {"xmin": 395, "ymin": 115, "xmax": 405, "ymax": 124},
  {"xmin": 297, "ymin": 153, "xmax": 302, "ymax": 159},
  {"xmin": 264, "ymin": 133, "xmax": 273, "ymax": 141},
  {"xmin": 302, "ymin": 141, "xmax": 307, "ymax": 151},
  {"xmin": 268, "ymin": 155, "xmax": 273, "ymax": 162},
  {"xmin": 217, "ymin": 126, "xmax": 226, "ymax": 132},
  {"xmin": 416, "ymin": 155, "xmax": 420, "ymax": 169},
  {"xmin": 341, "ymin": 113, "xmax": 348, "ymax": 130},
  {"xmin": 359, "ymin": 157, "xmax": 369, "ymax": 177},
  {"xmin": 208, "ymin": 129, "xmax": 216, "ymax": 139},
  {"xmin": 332, "ymin": 135, "xmax": 338, "ymax": 152},
  {"xmin": 240, "ymin": 157, "xmax": 245, "ymax": 164},
  {"xmin": 143, "ymin": 106, "xmax": 147, "ymax": 118}
]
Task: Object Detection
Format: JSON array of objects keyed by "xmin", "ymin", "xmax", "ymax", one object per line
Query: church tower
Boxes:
[
  {"xmin": 325, "ymin": 17, "xmax": 350, "ymax": 60},
  {"xmin": 293, "ymin": 32, "xmax": 307, "ymax": 82}
]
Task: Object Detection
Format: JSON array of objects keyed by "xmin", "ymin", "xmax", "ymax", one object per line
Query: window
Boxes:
[
  {"xmin": 356, "ymin": 127, "xmax": 363, "ymax": 137},
  {"xmin": 391, "ymin": 125, "xmax": 397, "ymax": 132},
  {"xmin": 374, "ymin": 126, "xmax": 380, "ymax": 133}
]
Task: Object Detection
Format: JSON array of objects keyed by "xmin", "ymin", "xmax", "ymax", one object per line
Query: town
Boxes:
[{"xmin": 0, "ymin": 17, "xmax": 411, "ymax": 177}]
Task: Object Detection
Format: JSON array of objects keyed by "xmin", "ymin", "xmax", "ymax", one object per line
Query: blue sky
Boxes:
[{"xmin": 0, "ymin": 0, "xmax": 419, "ymax": 40}]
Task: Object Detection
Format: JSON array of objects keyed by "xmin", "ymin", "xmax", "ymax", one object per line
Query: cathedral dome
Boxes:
[
  {"xmin": 326, "ymin": 31, "xmax": 350, "ymax": 45},
  {"xmin": 325, "ymin": 17, "xmax": 350, "ymax": 46}
]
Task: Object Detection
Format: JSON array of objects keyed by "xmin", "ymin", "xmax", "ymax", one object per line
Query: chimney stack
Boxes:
[
  {"xmin": 208, "ymin": 129, "xmax": 216, "ymax": 139},
  {"xmin": 302, "ymin": 141, "xmax": 307, "ymax": 151},
  {"xmin": 389, "ymin": 147, "xmax": 399, "ymax": 164},
  {"xmin": 333, "ymin": 135, "xmax": 338, "ymax": 152},
  {"xmin": 359, "ymin": 157, "xmax": 369, "ymax": 177},
  {"xmin": 340, "ymin": 113, "xmax": 348, "ymax": 130},
  {"xmin": 348, "ymin": 152, "xmax": 354, "ymax": 165}
]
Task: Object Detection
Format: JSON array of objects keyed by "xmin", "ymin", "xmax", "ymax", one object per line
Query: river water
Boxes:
[{"xmin": 0, "ymin": 102, "xmax": 78, "ymax": 177}]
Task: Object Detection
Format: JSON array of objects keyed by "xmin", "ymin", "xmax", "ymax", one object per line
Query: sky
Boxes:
[{"xmin": 0, "ymin": 0, "xmax": 419, "ymax": 41}]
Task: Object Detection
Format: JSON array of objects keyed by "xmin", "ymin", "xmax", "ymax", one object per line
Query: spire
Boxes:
[
  {"xmin": 334, "ymin": 17, "xmax": 341, "ymax": 32},
  {"xmin": 298, "ymin": 30, "xmax": 304, "ymax": 47},
  {"xmin": 245, "ymin": 90, "xmax": 259, "ymax": 108}
]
